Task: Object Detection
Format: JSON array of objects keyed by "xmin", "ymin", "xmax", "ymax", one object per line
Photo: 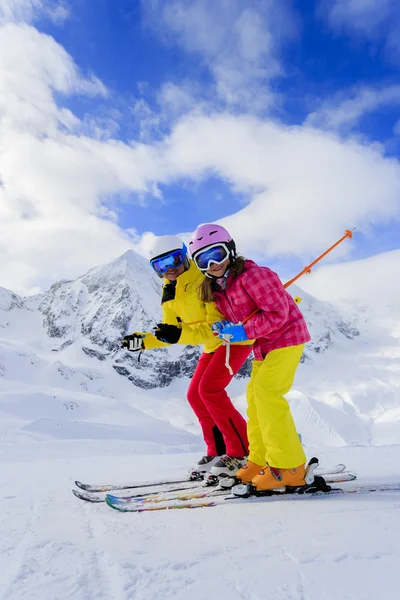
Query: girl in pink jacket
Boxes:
[{"xmin": 189, "ymin": 223, "xmax": 311, "ymax": 491}]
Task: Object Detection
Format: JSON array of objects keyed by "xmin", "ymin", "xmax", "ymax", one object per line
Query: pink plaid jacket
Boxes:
[{"xmin": 213, "ymin": 260, "xmax": 311, "ymax": 360}]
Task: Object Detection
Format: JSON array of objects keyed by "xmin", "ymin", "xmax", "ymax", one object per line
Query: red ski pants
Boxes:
[{"xmin": 187, "ymin": 345, "xmax": 251, "ymax": 457}]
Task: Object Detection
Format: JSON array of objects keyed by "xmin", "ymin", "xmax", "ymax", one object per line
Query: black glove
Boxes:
[
  {"xmin": 121, "ymin": 334, "xmax": 145, "ymax": 352},
  {"xmin": 153, "ymin": 323, "xmax": 182, "ymax": 344}
]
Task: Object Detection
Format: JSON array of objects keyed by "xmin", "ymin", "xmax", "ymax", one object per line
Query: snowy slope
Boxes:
[
  {"xmin": 1, "ymin": 442, "xmax": 400, "ymax": 600},
  {"xmin": 294, "ymin": 249, "xmax": 400, "ymax": 446},
  {"xmin": 0, "ymin": 249, "xmax": 377, "ymax": 449},
  {"xmin": 299, "ymin": 248, "xmax": 400, "ymax": 347},
  {"xmin": 1, "ymin": 250, "xmax": 400, "ymax": 600}
]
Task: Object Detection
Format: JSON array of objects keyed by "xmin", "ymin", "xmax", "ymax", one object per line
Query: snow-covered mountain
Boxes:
[
  {"xmin": 0, "ymin": 250, "xmax": 360, "ymax": 390},
  {"xmin": 1, "ymin": 248, "xmax": 399, "ymax": 449}
]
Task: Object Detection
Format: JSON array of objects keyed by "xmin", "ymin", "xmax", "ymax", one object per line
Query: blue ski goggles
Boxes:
[
  {"xmin": 192, "ymin": 243, "xmax": 230, "ymax": 271},
  {"xmin": 150, "ymin": 248, "xmax": 186, "ymax": 275}
]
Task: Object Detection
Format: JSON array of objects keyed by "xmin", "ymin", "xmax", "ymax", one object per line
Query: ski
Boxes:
[
  {"xmin": 72, "ymin": 470, "xmax": 355, "ymax": 504},
  {"xmin": 314, "ymin": 463, "xmax": 346, "ymax": 476},
  {"xmin": 72, "ymin": 480, "xmax": 207, "ymax": 503},
  {"xmin": 104, "ymin": 472, "xmax": 357, "ymax": 506},
  {"xmin": 73, "ymin": 489, "xmax": 105, "ymax": 503},
  {"xmin": 105, "ymin": 480, "xmax": 400, "ymax": 513},
  {"xmin": 74, "ymin": 463, "xmax": 347, "ymax": 494},
  {"xmin": 106, "ymin": 499, "xmax": 217, "ymax": 513},
  {"xmin": 74, "ymin": 474, "xmax": 203, "ymax": 493}
]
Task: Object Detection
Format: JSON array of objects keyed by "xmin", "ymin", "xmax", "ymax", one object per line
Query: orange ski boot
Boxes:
[
  {"xmin": 252, "ymin": 464, "xmax": 306, "ymax": 491},
  {"xmin": 236, "ymin": 461, "xmax": 265, "ymax": 483}
]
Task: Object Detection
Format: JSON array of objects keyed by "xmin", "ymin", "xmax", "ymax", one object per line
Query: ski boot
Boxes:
[
  {"xmin": 252, "ymin": 463, "xmax": 307, "ymax": 491},
  {"xmin": 188, "ymin": 456, "xmax": 221, "ymax": 484},
  {"xmin": 205, "ymin": 455, "xmax": 246, "ymax": 489},
  {"xmin": 236, "ymin": 460, "xmax": 264, "ymax": 483},
  {"xmin": 231, "ymin": 457, "xmax": 331, "ymax": 497}
]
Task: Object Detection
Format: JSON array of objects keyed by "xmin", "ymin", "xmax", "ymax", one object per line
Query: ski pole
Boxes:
[
  {"xmin": 282, "ymin": 229, "xmax": 353, "ymax": 290},
  {"xmin": 185, "ymin": 229, "xmax": 354, "ymax": 328},
  {"xmin": 157, "ymin": 230, "xmax": 354, "ymax": 373},
  {"xmin": 241, "ymin": 229, "xmax": 354, "ymax": 325},
  {"xmin": 222, "ymin": 228, "xmax": 354, "ymax": 372}
]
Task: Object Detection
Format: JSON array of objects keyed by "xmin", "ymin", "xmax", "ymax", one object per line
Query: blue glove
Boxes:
[
  {"xmin": 211, "ymin": 320, "xmax": 233, "ymax": 336},
  {"xmin": 214, "ymin": 323, "xmax": 249, "ymax": 342}
]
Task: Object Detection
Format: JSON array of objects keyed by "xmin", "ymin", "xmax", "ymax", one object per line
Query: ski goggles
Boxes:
[
  {"xmin": 192, "ymin": 243, "xmax": 230, "ymax": 271},
  {"xmin": 150, "ymin": 248, "xmax": 186, "ymax": 275}
]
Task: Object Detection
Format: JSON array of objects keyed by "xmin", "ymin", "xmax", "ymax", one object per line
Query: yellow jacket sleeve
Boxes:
[
  {"xmin": 161, "ymin": 300, "xmax": 180, "ymax": 327},
  {"xmin": 179, "ymin": 301, "xmax": 224, "ymax": 347},
  {"xmin": 179, "ymin": 321, "xmax": 216, "ymax": 346}
]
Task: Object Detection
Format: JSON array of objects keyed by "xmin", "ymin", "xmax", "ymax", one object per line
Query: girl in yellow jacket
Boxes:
[{"xmin": 122, "ymin": 236, "xmax": 252, "ymax": 473}]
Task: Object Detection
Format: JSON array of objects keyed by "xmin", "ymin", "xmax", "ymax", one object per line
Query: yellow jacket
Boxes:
[{"xmin": 136, "ymin": 261, "xmax": 225, "ymax": 353}]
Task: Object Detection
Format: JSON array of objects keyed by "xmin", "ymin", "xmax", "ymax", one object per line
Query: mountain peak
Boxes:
[{"xmin": 0, "ymin": 286, "xmax": 25, "ymax": 311}]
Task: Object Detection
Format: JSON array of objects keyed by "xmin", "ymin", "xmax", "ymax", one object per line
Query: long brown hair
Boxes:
[{"xmin": 198, "ymin": 256, "xmax": 246, "ymax": 303}]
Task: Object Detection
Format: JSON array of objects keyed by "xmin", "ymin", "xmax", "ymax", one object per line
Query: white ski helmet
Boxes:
[
  {"xmin": 148, "ymin": 235, "xmax": 189, "ymax": 277},
  {"xmin": 148, "ymin": 235, "xmax": 186, "ymax": 260}
]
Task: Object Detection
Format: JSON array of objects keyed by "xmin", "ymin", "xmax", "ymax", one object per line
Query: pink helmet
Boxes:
[{"xmin": 188, "ymin": 223, "xmax": 236, "ymax": 257}]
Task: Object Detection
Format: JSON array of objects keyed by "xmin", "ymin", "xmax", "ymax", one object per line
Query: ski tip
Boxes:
[
  {"xmin": 105, "ymin": 498, "xmax": 119, "ymax": 510},
  {"xmin": 105, "ymin": 493, "xmax": 122, "ymax": 503},
  {"xmin": 105, "ymin": 497, "xmax": 130, "ymax": 511},
  {"xmin": 72, "ymin": 489, "xmax": 103, "ymax": 503},
  {"xmin": 73, "ymin": 489, "xmax": 91, "ymax": 501}
]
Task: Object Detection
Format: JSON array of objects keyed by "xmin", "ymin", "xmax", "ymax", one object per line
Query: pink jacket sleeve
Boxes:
[{"xmin": 241, "ymin": 267, "xmax": 290, "ymax": 340}]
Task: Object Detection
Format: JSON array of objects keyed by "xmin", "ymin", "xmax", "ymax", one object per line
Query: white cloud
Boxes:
[
  {"xmin": 0, "ymin": 23, "xmax": 106, "ymax": 137},
  {"xmin": 1, "ymin": 5, "xmax": 400, "ymax": 297},
  {"xmin": 157, "ymin": 82, "xmax": 198, "ymax": 117},
  {"xmin": 131, "ymin": 82, "xmax": 205, "ymax": 142},
  {"xmin": 320, "ymin": 0, "xmax": 393, "ymax": 33},
  {"xmin": 141, "ymin": 0, "xmax": 297, "ymax": 111},
  {"xmin": 319, "ymin": 0, "xmax": 400, "ymax": 62},
  {"xmin": 306, "ymin": 84, "xmax": 400, "ymax": 131},
  {"xmin": 0, "ymin": 21, "xmax": 158, "ymax": 294},
  {"xmin": 131, "ymin": 98, "xmax": 162, "ymax": 141},
  {"xmin": 158, "ymin": 114, "xmax": 400, "ymax": 258},
  {"xmin": 0, "ymin": 0, "xmax": 69, "ymax": 24}
]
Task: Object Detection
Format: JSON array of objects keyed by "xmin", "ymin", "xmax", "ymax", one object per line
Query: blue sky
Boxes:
[
  {"xmin": 42, "ymin": 0, "xmax": 400, "ymax": 250},
  {"xmin": 1, "ymin": 0, "xmax": 400, "ymax": 293}
]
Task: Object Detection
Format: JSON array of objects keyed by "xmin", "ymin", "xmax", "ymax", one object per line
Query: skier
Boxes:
[
  {"xmin": 188, "ymin": 224, "xmax": 311, "ymax": 490},
  {"xmin": 122, "ymin": 235, "xmax": 252, "ymax": 474}
]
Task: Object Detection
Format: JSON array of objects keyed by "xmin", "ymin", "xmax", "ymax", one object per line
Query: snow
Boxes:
[
  {"xmin": 1, "ymin": 248, "xmax": 400, "ymax": 599},
  {"xmin": 1, "ymin": 441, "xmax": 400, "ymax": 600}
]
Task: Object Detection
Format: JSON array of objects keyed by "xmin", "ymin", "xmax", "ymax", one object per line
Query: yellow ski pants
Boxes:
[{"xmin": 246, "ymin": 344, "xmax": 306, "ymax": 468}]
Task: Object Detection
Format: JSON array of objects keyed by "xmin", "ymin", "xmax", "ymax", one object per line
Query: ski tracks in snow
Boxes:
[
  {"xmin": 81, "ymin": 503, "xmax": 131, "ymax": 599},
  {"xmin": 0, "ymin": 481, "xmax": 129, "ymax": 600},
  {"xmin": 2, "ymin": 449, "xmax": 400, "ymax": 599},
  {"xmin": 0, "ymin": 496, "xmax": 39, "ymax": 600}
]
